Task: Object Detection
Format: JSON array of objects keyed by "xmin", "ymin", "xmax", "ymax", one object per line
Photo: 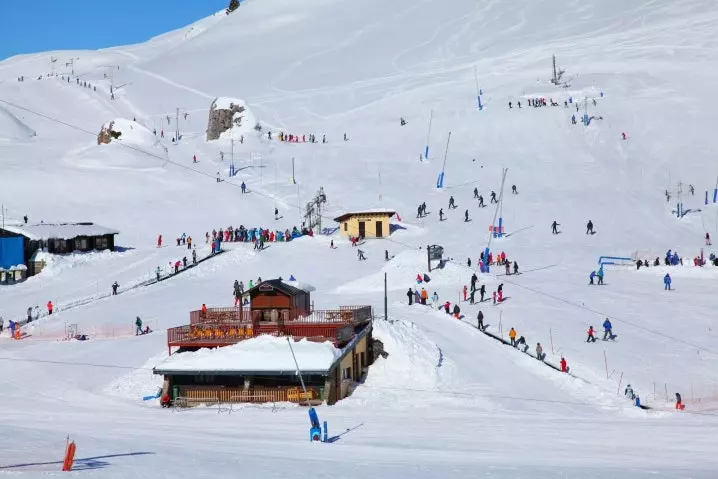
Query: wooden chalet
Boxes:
[{"xmin": 158, "ymin": 279, "xmax": 375, "ymax": 406}]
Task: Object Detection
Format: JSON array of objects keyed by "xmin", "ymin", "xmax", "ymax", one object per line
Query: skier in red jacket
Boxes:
[
  {"xmin": 560, "ymin": 357, "xmax": 568, "ymax": 373},
  {"xmin": 157, "ymin": 235, "xmax": 162, "ymax": 248}
]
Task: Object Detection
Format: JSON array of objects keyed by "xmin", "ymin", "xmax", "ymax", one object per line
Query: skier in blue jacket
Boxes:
[
  {"xmin": 589, "ymin": 271, "xmax": 596, "ymax": 285},
  {"xmin": 602, "ymin": 318, "xmax": 613, "ymax": 340},
  {"xmin": 664, "ymin": 273, "xmax": 672, "ymax": 290}
]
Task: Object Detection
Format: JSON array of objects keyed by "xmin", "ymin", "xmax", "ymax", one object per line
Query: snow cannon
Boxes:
[{"xmin": 309, "ymin": 407, "xmax": 322, "ymax": 442}]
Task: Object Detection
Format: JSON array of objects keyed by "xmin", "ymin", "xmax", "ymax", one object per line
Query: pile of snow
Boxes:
[
  {"xmin": 341, "ymin": 318, "xmax": 447, "ymax": 408},
  {"xmin": 0, "ymin": 104, "xmax": 35, "ymax": 140},
  {"xmin": 154, "ymin": 335, "xmax": 341, "ymax": 373},
  {"xmin": 334, "ymin": 249, "xmax": 488, "ymax": 294},
  {"xmin": 104, "ymin": 351, "xmax": 166, "ymax": 401}
]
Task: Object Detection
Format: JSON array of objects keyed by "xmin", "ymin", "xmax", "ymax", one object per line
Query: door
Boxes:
[
  {"xmin": 358, "ymin": 221, "xmax": 366, "ymax": 238},
  {"xmin": 375, "ymin": 221, "xmax": 383, "ymax": 238}
]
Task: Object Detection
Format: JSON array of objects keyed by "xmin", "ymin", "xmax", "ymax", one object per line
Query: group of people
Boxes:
[
  {"xmin": 265, "ymin": 130, "xmax": 327, "ymax": 144},
  {"xmin": 586, "ymin": 318, "xmax": 617, "ymax": 342},
  {"xmin": 205, "ymin": 225, "xmax": 312, "ymax": 246}
]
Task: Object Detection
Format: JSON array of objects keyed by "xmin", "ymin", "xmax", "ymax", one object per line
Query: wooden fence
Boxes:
[{"xmin": 176, "ymin": 386, "xmax": 321, "ymax": 406}]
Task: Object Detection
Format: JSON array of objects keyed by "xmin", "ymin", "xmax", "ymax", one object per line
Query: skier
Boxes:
[
  {"xmin": 443, "ymin": 301, "xmax": 451, "ymax": 314},
  {"xmin": 26, "ymin": 307, "xmax": 32, "ymax": 323},
  {"xmin": 689, "ymin": 184, "xmax": 695, "ymax": 195},
  {"xmin": 492, "ymin": 291, "xmax": 497, "ymax": 305},
  {"xmin": 407, "ymin": 288, "xmax": 413, "ymax": 305},
  {"xmin": 135, "ymin": 316, "xmax": 143, "ymax": 336},
  {"xmin": 478, "ymin": 195, "xmax": 484, "ymax": 207},
  {"xmin": 216, "ymin": 172, "xmax": 221, "ymax": 183},
  {"xmin": 241, "ymin": 182, "xmax": 246, "ymax": 193},
  {"xmin": 193, "ymin": 154, "xmax": 197, "ymax": 163},
  {"xmin": 517, "ymin": 101, "xmax": 521, "ymax": 109},
  {"xmin": 477, "ymin": 310, "xmax": 484, "ymax": 331},
  {"xmin": 23, "ymin": 215, "xmax": 28, "ymax": 224},
  {"xmin": 467, "ymin": 257, "xmax": 472, "ymax": 268},
  {"xmin": 622, "ymin": 132, "xmax": 627, "ymax": 140},
  {"xmin": 343, "ymin": 133, "xmax": 348, "ymax": 141},
  {"xmin": 479, "ymin": 284, "xmax": 486, "ymax": 303},
  {"xmin": 536, "ymin": 343, "xmax": 544, "ymax": 361},
  {"xmin": 504, "ymin": 261, "xmax": 510, "ymax": 275},
  {"xmin": 421, "ymin": 288, "xmax": 428, "ymax": 305},
  {"xmin": 513, "ymin": 261, "xmax": 519, "ymax": 275},
  {"xmin": 490, "ymin": 191, "xmax": 497, "ymax": 203},
  {"xmin": 449, "ymin": 196, "xmax": 456, "ymax": 209},
  {"xmin": 675, "ymin": 392, "xmax": 684, "ymax": 410},
  {"xmin": 586, "ymin": 325, "xmax": 597, "ymax": 343},
  {"xmin": 508, "ymin": 101, "xmax": 512, "ymax": 109},
  {"xmin": 439, "ymin": 208, "xmax": 445, "ymax": 221},
  {"xmin": 385, "ymin": 250, "xmax": 389, "ymax": 261},
  {"xmin": 431, "ymin": 291, "xmax": 439, "ymax": 308},
  {"xmin": 155, "ymin": 266, "xmax": 161, "ymax": 281},
  {"xmin": 597, "ymin": 267, "xmax": 604, "ymax": 285},
  {"xmin": 586, "ymin": 220, "xmax": 594, "ymax": 234},
  {"xmin": 322, "ymin": 134, "xmax": 326, "ymax": 143},
  {"xmin": 602, "ymin": 318, "xmax": 614, "ymax": 340},
  {"xmin": 473, "ymin": 187, "xmax": 479, "ymax": 199},
  {"xmin": 357, "ymin": 249, "xmax": 366, "ymax": 261},
  {"xmin": 464, "ymin": 209, "xmax": 469, "ymax": 222},
  {"xmin": 234, "ymin": 280, "xmax": 242, "ymax": 306},
  {"xmin": 463, "ymin": 285, "xmax": 468, "ymax": 302},
  {"xmin": 508, "ymin": 327, "xmax": 517, "ymax": 346},
  {"xmin": 192, "ymin": 249, "xmax": 197, "ymax": 265},
  {"xmin": 47, "ymin": 301, "xmax": 53, "ymax": 315},
  {"xmin": 112, "ymin": 281, "xmax": 119, "ymax": 295},
  {"xmin": 706, "ymin": 233, "xmax": 712, "ymax": 246},
  {"xmin": 551, "ymin": 221, "xmax": 560, "ymax": 234},
  {"xmin": 470, "ymin": 273, "xmax": 478, "ymax": 291},
  {"xmin": 517, "ymin": 336, "xmax": 528, "ymax": 353},
  {"xmin": 400, "ymin": 117, "xmax": 406, "ymax": 126},
  {"xmin": 664, "ymin": 273, "xmax": 671, "ymax": 290},
  {"xmin": 624, "ymin": 384, "xmax": 635, "ymax": 400},
  {"xmin": 452, "ymin": 304, "xmax": 460, "ymax": 319},
  {"xmin": 330, "ymin": 240, "xmax": 335, "ymax": 249},
  {"xmin": 275, "ymin": 208, "xmax": 279, "ymax": 220},
  {"xmin": 469, "ymin": 286, "xmax": 476, "ymax": 304},
  {"xmin": 511, "ymin": 185, "xmax": 518, "ymax": 194},
  {"xmin": 157, "ymin": 235, "xmax": 163, "ymax": 248},
  {"xmin": 560, "ymin": 357, "xmax": 568, "ymax": 373},
  {"xmin": 571, "ymin": 114, "xmax": 576, "ymax": 125},
  {"xmin": 589, "ymin": 271, "xmax": 596, "ymax": 285}
]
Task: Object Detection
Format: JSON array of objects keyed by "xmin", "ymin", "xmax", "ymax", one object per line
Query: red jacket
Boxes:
[{"xmin": 560, "ymin": 359, "xmax": 567, "ymax": 372}]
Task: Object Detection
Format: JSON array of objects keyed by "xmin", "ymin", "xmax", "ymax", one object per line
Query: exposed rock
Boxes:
[
  {"xmin": 97, "ymin": 121, "xmax": 121, "ymax": 145},
  {"xmin": 206, "ymin": 98, "xmax": 251, "ymax": 141}
]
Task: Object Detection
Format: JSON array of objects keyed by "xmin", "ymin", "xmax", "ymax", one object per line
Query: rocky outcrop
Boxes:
[
  {"xmin": 97, "ymin": 121, "xmax": 121, "ymax": 145},
  {"xmin": 206, "ymin": 98, "xmax": 249, "ymax": 141}
]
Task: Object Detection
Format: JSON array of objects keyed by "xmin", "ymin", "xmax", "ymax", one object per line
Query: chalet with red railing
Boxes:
[{"xmin": 155, "ymin": 279, "xmax": 375, "ymax": 406}]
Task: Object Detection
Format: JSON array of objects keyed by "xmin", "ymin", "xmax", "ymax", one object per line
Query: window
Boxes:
[
  {"xmin": 360, "ymin": 352, "xmax": 366, "ymax": 368},
  {"xmin": 74, "ymin": 237, "xmax": 89, "ymax": 251},
  {"xmin": 342, "ymin": 367, "xmax": 352, "ymax": 380},
  {"xmin": 343, "ymin": 222, "xmax": 348, "ymax": 231},
  {"xmin": 95, "ymin": 236, "xmax": 109, "ymax": 250}
]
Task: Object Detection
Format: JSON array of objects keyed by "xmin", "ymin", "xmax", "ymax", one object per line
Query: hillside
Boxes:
[{"xmin": 1, "ymin": 0, "xmax": 718, "ymax": 476}]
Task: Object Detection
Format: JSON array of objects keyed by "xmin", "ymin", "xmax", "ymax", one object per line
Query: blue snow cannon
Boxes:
[{"xmin": 309, "ymin": 407, "xmax": 322, "ymax": 442}]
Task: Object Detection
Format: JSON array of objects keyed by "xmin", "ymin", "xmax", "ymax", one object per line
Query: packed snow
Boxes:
[
  {"xmin": 1, "ymin": 0, "xmax": 718, "ymax": 476},
  {"xmin": 155, "ymin": 335, "xmax": 341, "ymax": 373}
]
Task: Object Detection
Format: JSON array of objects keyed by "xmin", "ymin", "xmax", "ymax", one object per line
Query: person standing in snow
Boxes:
[
  {"xmin": 135, "ymin": 316, "xmax": 143, "ymax": 336},
  {"xmin": 536, "ymin": 343, "xmax": 544, "ymax": 361},
  {"xmin": 513, "ymin": 261, "xmax": 519, "ymax": 275},
  {"xmin": 597, "ymin": 267, "xmax": 604, "ymax": 285},
  {"xmin": 589, "ymin": 271, "xmax": 596, "ymax": 285},
  {"xmin": 431, "ymin": 291, "xmax": 439, "ymax": 308},
  {"xmin": 241, "ymin": 182, "xmax": 246, "ymax": 193},
  {"xmin": 357, "ymin": 249, "xmax": 366, "ymax": 261},
  {"xmin": 449, "ymin": 196, "xmax": 456, "ymax": 209},
  {"xmin": 452, "ymin": 304, "xmax": 460, "ymax": 319},
  {"xmin": 474, "ymin": 187, "xmax": 479, "ymax": 199},
  {"xmin": 275, "ymin": 208, "xmax": 279, "ymax": 220},
  {"xmin": 551, "ymin": 221, "xmax": 560, "ymax": 234},
  {"xmin": 47, "ymin": 301, "xmax": 53, "ymax": 315},
  {"xmin": 560, "ymin": 357, "xmax": 568, "ymax": 373},
  {"xmin": 706, "ymin": 233, "xmax": 712, "ymax": 246},
  {"xmin": 490, "ymin": 191, "xmax": 497, "ymax": 203},
  {"xmin": 112, "ymin": 281, "xmax": 119, "ymax": 295},
  {"xmin": 624, "ymin": 384, "xmax": 635, "ymax": 400},
  {"xmin": 477, "ymin": 310, "xmax": 484, "ymax": 331},
  {"xmin": 192, "ymin": 249, "xmax": 197, "ymax": 265},
  {"xmin": 586, "ymin": 220, "xmax": 594, "ymax": 234},
  {"xmin": 157, "ymin": 235, "xmax": 163, "ymax": 248},
  {"xmin": 664, "ymin": 273, "xmax": 672, "ymax": 290},
  {"xmin": 511, "ymin": 185, "xmax": 518, "ymax": 194},
  {"xmin": 675, "ymin": 393, "xmax": 684, "ymax": 410},
  {"xmin": 508, "ymin": 327, "xmax": 517, "ymax": 346},
  {"xmin": 586, "ymin": 325, "xmax": 597, "ymax": 343},
  {"xmin": 478, "ymin": 195, "xmax": 484, "ymax": 207},
  {"xmin": 407, "ymin": 288, "xmax": 414, "ymax": 305},
  {"xmin": 479, "ymin": 284, "xmax": 486, "ymax": 303},
  {"xmin": 464, "ymin": 210, "xmax": 470, "ymax": 222},
  {"xmin": 602, "ymin": 318, "xmax": 613, "ymax": 340},
  {"xmin": 385, "ymin": 250, "xmax": 389, "ymax": 261},
  {"xmin": 439, "ymin": 208, "xmax": 445, "ymax": 221}
]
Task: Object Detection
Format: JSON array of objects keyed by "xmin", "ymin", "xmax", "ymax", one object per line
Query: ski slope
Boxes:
[{"xmin": 1, "ymin": 0, "xmax": 718, "ymax": 476}]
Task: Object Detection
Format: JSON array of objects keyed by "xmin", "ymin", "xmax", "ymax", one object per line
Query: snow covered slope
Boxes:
[
  {"xmin": 1, "ymin": 0, "xmax": 718, "ymax": 476},
  {"xmin": 0, "ymin": 104, "xmax": 35, "ymax": 140}
]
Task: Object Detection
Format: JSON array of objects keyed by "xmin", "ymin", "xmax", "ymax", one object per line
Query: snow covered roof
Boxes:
[
  {"xmin": 153, "ymin": 335, "xmax": 341, "ymax": 376},
  {"xmin": 0, "ymin": 222, "xmax": 119, "ymax": 241},
  {"xmin": 248, "ymin": 279, "xmax": 310, "ymax": 296},
  {"xmin": 334, "ymin": 209, "xmax": 396, "ymax": 222}
]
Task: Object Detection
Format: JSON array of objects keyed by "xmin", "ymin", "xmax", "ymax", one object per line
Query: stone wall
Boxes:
[{"xmin": 206, "ymin": 99, "xmax": 247, "ymax": 141}]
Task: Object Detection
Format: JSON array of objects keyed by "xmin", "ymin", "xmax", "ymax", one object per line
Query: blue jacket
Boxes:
[
  {"xmin": 589, "ymin": 271, "xmax": 596, "ymax": 279},
  {"xmin": 603, "ymin": 319, "xmax": 612, "ymax": 331},
  {"xmin": 664, "ymin": 274, "xmax": 671, "ymax": 284}
]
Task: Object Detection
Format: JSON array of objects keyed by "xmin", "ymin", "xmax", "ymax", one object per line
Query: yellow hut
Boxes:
[{"xmin": 334, "ymin": 210, "xmax": 395, "ymax": 239}]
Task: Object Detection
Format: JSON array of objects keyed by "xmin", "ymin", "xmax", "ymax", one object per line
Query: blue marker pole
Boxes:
[
  {"xmin": 483, "ymin": 247, "xmax": 490, "ymax": 273},
  {"xmin": 713, "ymin": 188, "xmax": 717, "ymax": 204},
  {"xmin": 474, "ymin": 67, "xmax": 482, "ymax": 110},
  {"xmin": 498, "ymin": 217, "xmax": 503, "ymax": 238},
  {"xmin": 323, "ymin": 421, "xmax": 328, "ymax": 443},
  {"xmin": 424, "ymin": 110, "xmax": 433, "ymax": 160},
  {"xmin": 706, "ymin": 191, "xmax": 709, "ymax": 205}
]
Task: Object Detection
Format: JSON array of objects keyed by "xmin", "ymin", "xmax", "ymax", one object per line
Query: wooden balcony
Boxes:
[
  {"xmin": 167, "ymin": 306, "xmax": 372, "ymax": 354},
  {"xmin": 173, "ymin": 385, "xmax": 323, "ymax": 407}
]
